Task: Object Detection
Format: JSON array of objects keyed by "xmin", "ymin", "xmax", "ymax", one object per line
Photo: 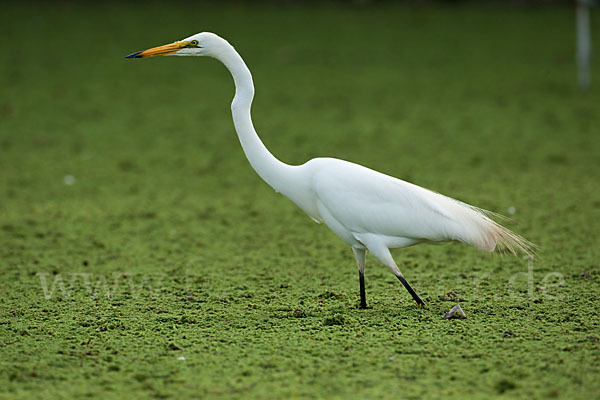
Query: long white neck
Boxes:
[{"xmin": 213, "ymin": 42, "xmax": 295, "ymax": 193}]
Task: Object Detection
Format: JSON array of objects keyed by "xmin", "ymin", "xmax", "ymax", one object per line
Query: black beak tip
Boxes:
[{"xmin": 125, "ymin": 51, "xmax": 143, "ymax": 59}]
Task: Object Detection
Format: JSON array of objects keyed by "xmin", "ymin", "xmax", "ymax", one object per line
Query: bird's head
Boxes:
[{"xmin": 125, "ymin": 32, "xmax": 228, "ymax": 59}]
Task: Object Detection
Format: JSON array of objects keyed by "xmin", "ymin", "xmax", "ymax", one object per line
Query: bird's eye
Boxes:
[{"xmin": 191, "ymin": 40, "xmax": 199, "ymax": 47}]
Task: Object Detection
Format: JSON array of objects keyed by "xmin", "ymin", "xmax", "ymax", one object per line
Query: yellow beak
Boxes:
[{"xmin": 125, "ymin": 40, "xmax": 193, "ymax": 58}]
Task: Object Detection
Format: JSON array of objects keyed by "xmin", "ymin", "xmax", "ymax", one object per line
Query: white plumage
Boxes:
[{"xmin": 127, "ymin": 32, "xmax": 534, "ymax": 308}]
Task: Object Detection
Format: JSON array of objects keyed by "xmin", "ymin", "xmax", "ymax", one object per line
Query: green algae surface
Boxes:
[{"xmin": 1, "ymin": 2, "xmax": 599, "ymax": 399}]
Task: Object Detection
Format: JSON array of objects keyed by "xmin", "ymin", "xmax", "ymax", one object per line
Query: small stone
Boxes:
[
  {"xmin": 443, "ymin": 304, "xmax": 467, "ymax": 320},
  {"xmin": 177, "ymin": 356, "xmax": 186, "ymax": 361}
]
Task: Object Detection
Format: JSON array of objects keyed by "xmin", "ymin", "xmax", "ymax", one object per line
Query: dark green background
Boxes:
[{"xmin": 1, "ymin": 2, "xmax": 599, "ymax": 399}]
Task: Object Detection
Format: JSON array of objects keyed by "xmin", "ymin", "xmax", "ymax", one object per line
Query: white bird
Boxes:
[{"xmin": 126, "ymin": 33, "xmax": 534, "ymax": 308}]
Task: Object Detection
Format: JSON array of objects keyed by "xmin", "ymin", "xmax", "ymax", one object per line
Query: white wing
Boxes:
[{"xmin": 308, "ymin": 158, "xmax": 532, "ymax": 254}]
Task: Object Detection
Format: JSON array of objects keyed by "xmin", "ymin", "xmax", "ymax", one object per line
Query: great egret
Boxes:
[{"xmin": 126, "ymin": 32, "xmax": 534, "ymax": 308}]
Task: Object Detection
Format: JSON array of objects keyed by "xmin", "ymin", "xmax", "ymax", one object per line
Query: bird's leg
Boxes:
[
  {"xmin": 363, "ymin": 241, "xmax": 425, "ymax": 306},
  {"xmin": 352, "ymin": 248, "xmax": 367, "ymax": 309},
  {"xmin": 396, "ymin": 274, "xmax": 425, "ymax": 306},
  {"xmin": 359, "ymin": 271, "xmax": 366, "ymax": 309}
]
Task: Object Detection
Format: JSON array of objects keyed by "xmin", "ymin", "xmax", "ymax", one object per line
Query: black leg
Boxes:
[
  {"xmin": 397, "ymin": 275, "xmax": 425, "ymax": 306},
  {"xmin": 359, "ymin": 270, "xmax": 367, "ymax": 309}
]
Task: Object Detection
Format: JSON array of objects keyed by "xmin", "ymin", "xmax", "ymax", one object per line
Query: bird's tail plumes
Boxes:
[
  {"xmin": 406, "ymin": 183, "xmax": 536, "ymax": 258},
  {"xmin": 483, "ymin": 215, "xmax": 536, "ymax": 258},
  {"xmin": 423, "ymin": 188, "xmax": 536, "ymax": 258},
  {"xmin": 457, "ymin": 205, "xmax": 536, "ymax": 258}
]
